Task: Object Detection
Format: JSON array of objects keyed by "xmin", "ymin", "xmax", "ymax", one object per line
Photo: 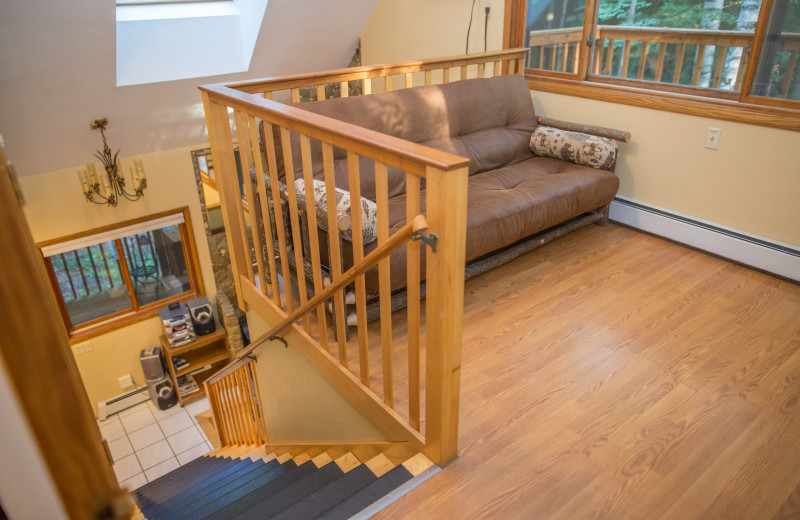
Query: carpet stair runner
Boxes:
[{"xmin": 131, "ymin": 444, "xmax": 435, "ymax": 520}]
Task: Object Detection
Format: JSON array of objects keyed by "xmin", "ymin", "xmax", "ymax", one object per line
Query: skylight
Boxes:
[{"xmin": 116, "ymin": 0, "xmax": 268, "ymax": 86}]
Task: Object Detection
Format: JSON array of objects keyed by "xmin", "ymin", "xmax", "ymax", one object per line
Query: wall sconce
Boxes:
[{"xmin": 77, "ymin": 118, "xmax": 147, "ymax": 206}]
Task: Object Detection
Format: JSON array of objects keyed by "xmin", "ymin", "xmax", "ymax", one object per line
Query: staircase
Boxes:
[{"xmin": 132, "ymin": 443, "xmax": 437, "ymax": 520}]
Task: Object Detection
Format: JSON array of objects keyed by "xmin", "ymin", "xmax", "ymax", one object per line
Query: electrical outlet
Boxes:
[
  {"xmin": 73, "ymin": 341, "xmax": 93, "ymax": 355},
  {"xmin": 705, "ymin": 127, "xmax": 721, "ymax": 149},
  {"xmin": 119, "ymin": 374, "xmax": 133, "ymax": 389}
]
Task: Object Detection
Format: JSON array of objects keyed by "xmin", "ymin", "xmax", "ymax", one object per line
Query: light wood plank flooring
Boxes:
[{"xmin": 367, "ymin": 223, "xmax": 800, "ymax": 519}]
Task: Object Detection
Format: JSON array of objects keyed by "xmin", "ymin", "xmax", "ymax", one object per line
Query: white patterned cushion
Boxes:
[
  {"xmin": 529, "ymin": 126, "xmax": 616, "ymax": 170},
  {"xmin": 293, "ymin": 179, "xmax": 378, "ymax": 245}
]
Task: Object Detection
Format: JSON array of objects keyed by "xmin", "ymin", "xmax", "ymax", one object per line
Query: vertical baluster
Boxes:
[
  {"xmin": 232, "ymin": 374, "xmax": 247, "ymax": 444},
  {"xmin": 237, "ymin": 368, "xmax": 255, "ymax": 445},
  {"xmin": 385, "ymin": 76, "xmax": 393, "ymax": 92},
  {"xmin": 263, "ymin": 92, "xmax": 274, "ymax": 101},
  {"xmin": 347, "ymin": 152, "xmax": 370, "ymax": 387},
  {"xmin": 299, "ymin": 135, "xmax": 328, "ymax": 349},
  {"xmin": 638, "ymin": 42, "xmax": 651, "ymax": 79},
  {"xmin": 561, "ymin": 43, "xmax": 569, "ymax": 72},
  {"xmin": 621, "ymin": 40, "xmax": 632, "ymax": 78},
  {"xmin": 364, "ymin": 78, "xmax": 372, "ymax": 95},
  {"xmin": 692, "ymin": 45, "xmax": 706, "ymax": 86},
  {"xmin": 510, "ymin": 58, "xmax": 518, "ymax": 74},
  {"xmin": 280, "ymin": 128, "xmax": 312, "ymax": 333},
  {"xmin": 673, "ymin": 43, "xmax": 687, "ymax": 84},
  {"xmin": 57, "ymin": 255, "xmax": 77, "ymax": 299},
  {"xmin": 291, "ymin": 88, "xmax": 301, "ymax": 103},
  {"xmin": 340, "ymin": 81, "xmax": 349, "ymax": 98},
  {"xmin": 218, "ymin": 378, "xmax": 235, "ymax": 444},
  {"xmin": 406, "ymin": 173, "xmax": 421, "ymax": 431},
  {"xmin": 655, "ymin": 43, "xmax": 667, "ymax": 82},
  {"xmin": 263, "ymin": 123, "xmax": 293, "ymax": 313},
  {"xmin": 781, "ymin": 50, "xmax": 798, "ymax": 97},
  {"xmin": 712, "ymin": 47, "xmax": 727, "ymax": 88},
  {"xmin": 594, "ymin": 41, "xmax": 602, "ymax": 74},
  {"xmin": 550, "ymin": 46, "xmax": 557, "ymax": 70},
  {"xmin": 405, "ymin": 72, "xmax": 413, "ymax": 88},
  {"xmin": 248, "ymin": 115, "xmax": 281, "ymax": 304},
  {"xmin": 478, "ymin": 62, "xmax": 486, "ymax": 78},
  {"xmin": 604, "ymin": 39, "xmax": 616, "ymax": 75},
  {"xmin": 322, "ymin": 143, "xmax": 349, "ymax": 368},
  {"xmin": 211, "ymin": 384, "xmax": 227, "ymax": 447},
  {"xmin": 375, "ymin": 161, "xmax": 393, "ymax": 407},
  {"xmin": 316, "ymin": 84, "xmax": 326, "ymax": 101},
  {"xmin": 100, "ymin": 244, "xmax": 114, "ymax": 288},
  {"xmin": 235, "ymin": 111, "xmax": 267, "ymax": 294},
  {"xmin": 425, "ymin": 70, "xmax": 432, "ymax": 86},
  {"xmin": 539, "ymin": 46, "xmax": 545, "ymax": 69},
  {"xmin": 571, "ymin": 42, "xmax": 580, "ymax": 74},
  {"xmin": 735, "ymin": 47, "xmax": 750, "ymax": 91},
  {"xmin": 443, "ymin": 67, "xmax": 451, "ymax": 83},
  {"xmin": 250, "ymin": 362, "xmax": 268, "ymax": 443},
  {"xmin": 494, "ymin": 60, "xmax": 501, "ymax": 76},
  {"xmin": 73, "ymin": 250, "xmax": 88, "ymax": 296},
  {"xmin": 461, "ymin": 65, "xmax": 468, "ymax": 80},
  {"xmin": 223, "ymin": 377, "xmax": 240, "ymax": 444},
  {"xmin": 86, "ymin": 246, "xmax": 101, "ymax": 291}
]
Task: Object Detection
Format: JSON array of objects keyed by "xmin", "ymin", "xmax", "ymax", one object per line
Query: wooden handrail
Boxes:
[
  {"xmin": 206, "ymin": 214, "xmax": 430, "ymax": 386},
  {"xmin": 200, "ymin": 85, "xmax": 470, "ymax": 179},
  {"xmin": 221, "ymin": 48, "xmax": 529, "ymax": 95}
]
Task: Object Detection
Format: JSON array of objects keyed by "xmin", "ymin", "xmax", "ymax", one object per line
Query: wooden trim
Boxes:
[
  {"xmin": 36, "ymin": 206, "xmax": 206, "ymax": 341},
  {"xmin": 0, "ymin": 142, "xmax": 130, "ymax": 519},
  {"xmin": 424, "ymin": 165, "xmax": 469, "ymax": 466},
  {"xmin": 506, "ymin": 0, "xmax": 800, "ymax": 130},
  {"xmin": 526, "ymin": 74, "xmax": 800, "ymax": 131},
  {"xmin": 240, "ymin": 279, "xmax": 426, "ymax": 450}
]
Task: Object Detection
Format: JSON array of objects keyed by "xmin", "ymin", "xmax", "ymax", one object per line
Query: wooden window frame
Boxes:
[
  {"xmin": 504, "ymin": 0, "xmax": 800, "ymax": 131},
  {"xmin": 36, "ymin": 207, "xmax": 206, "ymax": 343}
]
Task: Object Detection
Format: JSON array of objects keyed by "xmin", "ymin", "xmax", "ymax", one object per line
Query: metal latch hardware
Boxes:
[{"xmin": 412, "ymin": 231, "xmax": 438, "ymax": 253}]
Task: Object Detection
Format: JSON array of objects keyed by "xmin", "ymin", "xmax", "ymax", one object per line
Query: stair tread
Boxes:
[
  {"xmin": 173, "ymin": 460, "xmax": 300, "ymax": 520},
  {"xmin": 315, "ymin": 464, "xmax": 415, "ymax": 520},
  {"xmin": 142, "ymin": 458, "xmax": 267, "ymax": 516},
  {"xmin": 135, "ymin": 455, "xmax": 218, "ymax": 495},
  {"xmin": 269, "ymin": 464, "xmax": 378, "ymax": 520},
  {"xmin": 135, "ymin": 457, "xmax": 239, "ymax": 508},
  {"xmin": 203, "ymin": 461, "xmax": 316, "ymax": 520},
  {"xmin": 162, "ymin": 459, "xmax": 283, "ymax": 520},
  {"xmin": 233, "ymin": 461, "xmax": 345, "ymax": 520}
]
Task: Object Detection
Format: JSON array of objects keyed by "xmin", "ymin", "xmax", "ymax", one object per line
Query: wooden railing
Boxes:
[
  {"xmin": 203, "ymin": 357, "xmax": 266, "ymax": 446},
  {"xmin": 529, "ymin": 26, "xmax": 800, "ymax": 95},
  {"xmin": 199, "ymin": 49, "xmax": 527, "ymax": 465}
]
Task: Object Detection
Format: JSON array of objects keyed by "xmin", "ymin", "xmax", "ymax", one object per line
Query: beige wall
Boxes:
[
  {"xmin": 362, "ymin": 0, "xmax": 800, "ymax": 247},
  {"xmin": 19, "ymin": 144, "xmax": 215, "ymax": 412}
]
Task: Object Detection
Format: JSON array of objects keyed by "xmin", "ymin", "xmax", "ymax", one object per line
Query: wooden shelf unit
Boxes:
[{"xmin": 160, "ymin": 324, "xmax": 230, "ymax": 405}]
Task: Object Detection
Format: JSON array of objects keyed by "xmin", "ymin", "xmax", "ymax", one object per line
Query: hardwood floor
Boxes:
[{"xmin": 364, "ymin": 223, "xmax": 800, "ymax": 519}]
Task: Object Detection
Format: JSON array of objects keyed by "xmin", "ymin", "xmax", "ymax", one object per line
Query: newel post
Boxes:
[
  {"xmin": 424, "ymin": 164, "xmax": 469, "ymax": 466},
  {"xmin": 201, "ymin": 91, "xmax": 249, "ymax": 311}
]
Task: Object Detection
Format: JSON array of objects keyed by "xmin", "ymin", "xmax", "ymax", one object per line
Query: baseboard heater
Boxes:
[
  {"xmin": 610, "ymin": 198, "xmax": 800, "ymax": 282},
  {"xmin": 97, "ymin": 386, "xmax": 149, "ymax": 421}
]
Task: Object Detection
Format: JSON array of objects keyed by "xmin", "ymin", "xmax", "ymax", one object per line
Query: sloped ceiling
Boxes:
[{"xmin": 0, "ymin": 0, "xmax": 379, "ymax": 177}]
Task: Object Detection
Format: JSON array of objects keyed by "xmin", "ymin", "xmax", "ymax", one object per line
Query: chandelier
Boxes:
[{"xmin": 77, "ymin": 118, "xmax": 147, "ymax": 206}]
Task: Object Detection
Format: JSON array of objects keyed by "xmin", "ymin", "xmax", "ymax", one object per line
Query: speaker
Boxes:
[
  {"xmin": 146, "ymin": 375, "xmax": 177, "ymax": 411},
  {"xmin": 140, "ymin": 346, "xmax": 165, "ymax": 381},
  {"xmin": 187, "ymin": 296, "xmax": 216, "ymax": 336}
]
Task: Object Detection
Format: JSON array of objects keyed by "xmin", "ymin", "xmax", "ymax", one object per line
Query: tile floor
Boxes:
[{"xmin": 98, "ymin": 397, "xmax": 214, "ymax": 491}]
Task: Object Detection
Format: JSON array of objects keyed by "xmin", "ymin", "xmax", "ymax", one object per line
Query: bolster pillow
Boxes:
[{"xmin": 530, "ymin": 126, "xmax": 616, "ymax": 170}]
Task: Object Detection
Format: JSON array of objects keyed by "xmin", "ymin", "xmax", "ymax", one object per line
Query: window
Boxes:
[
  {"xmin": 38, "ymin": 208, "xmax": 205, "ymax": 340},
  {"xmin": 506, "ymin": 0, "xmax": 800, "ymax": 128}
]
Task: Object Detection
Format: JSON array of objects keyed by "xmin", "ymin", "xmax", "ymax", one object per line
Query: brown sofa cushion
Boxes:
[{"xmin": 261, "ymin": 74, "xmax": 537, "ymax": 201}]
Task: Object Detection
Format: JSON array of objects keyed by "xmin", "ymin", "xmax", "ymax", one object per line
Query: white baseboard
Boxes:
[{"xmin": 609, "ymin": 198, "xmax": 800, "ymax": 282}]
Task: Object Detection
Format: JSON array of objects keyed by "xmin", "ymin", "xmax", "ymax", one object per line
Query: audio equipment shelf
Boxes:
[{"xmin": 160, "ymin": 323, "xmax": 230, "ymax": 405}]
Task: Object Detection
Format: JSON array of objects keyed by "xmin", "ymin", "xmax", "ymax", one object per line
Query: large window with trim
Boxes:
[
  {"xmin": 507, "ymin": 0, "xmax": 800, "ymax": 127},
  {"xmin": 38, "ymin": 208, "xmax": 205, "ymax": 340}
]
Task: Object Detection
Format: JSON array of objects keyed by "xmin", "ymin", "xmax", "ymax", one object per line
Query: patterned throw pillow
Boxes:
[
  {"xmin": 529, "ymin": 126, "xmax": 616, "ymax": 170},
  {"xmin": 295, "ymin": 178, "xmax": 378, "ymax": 245}
]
